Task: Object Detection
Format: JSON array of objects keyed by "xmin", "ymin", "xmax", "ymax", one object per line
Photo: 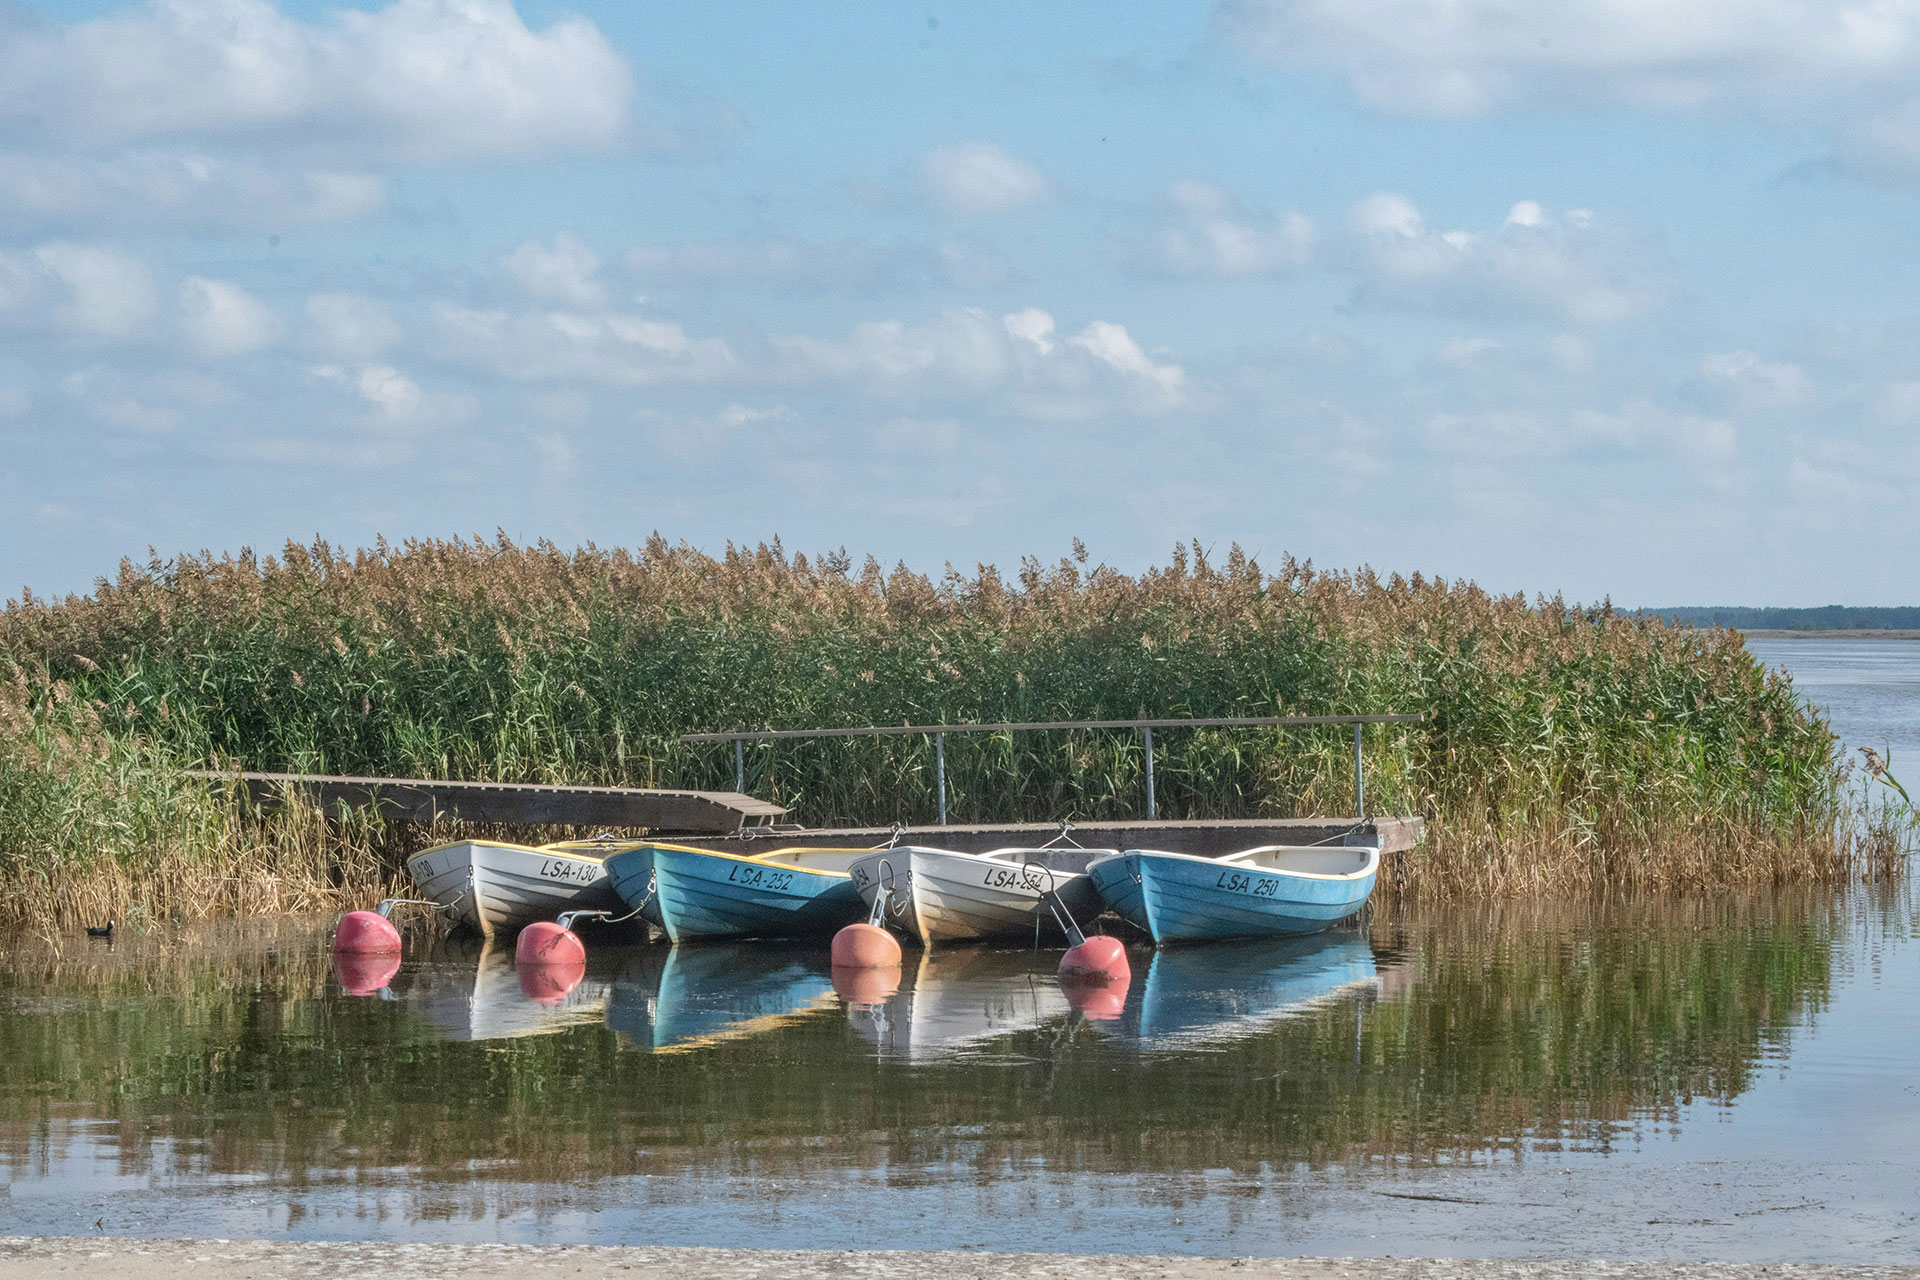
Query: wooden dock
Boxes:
[
  {"xmin": 187, "ymin": 771, "xmax": 787, "ymax": 835},
  {"xmin": 684, "ymin": 815, "xmax": 1423, "ymax": 856}
]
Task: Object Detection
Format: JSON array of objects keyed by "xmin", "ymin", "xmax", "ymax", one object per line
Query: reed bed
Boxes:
[{"xmin": 0, "ymin": 534, "xmax": 1893, "ymax": 928}]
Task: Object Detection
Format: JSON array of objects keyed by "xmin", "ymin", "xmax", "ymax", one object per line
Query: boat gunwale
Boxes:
[
  {"xmin": 406, "ymin": 838, "xmax": 639, "ymax": 870},
  {"xmin": 1123, "ymin": 844, "xmax": 1381, "ymax": 883},
  {"xmin": 650, "ymin": 842, "xmax": 882, "ymax": 881}
]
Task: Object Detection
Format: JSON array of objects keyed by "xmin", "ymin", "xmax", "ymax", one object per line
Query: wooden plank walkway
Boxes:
[
  {"xmin": 687, "ymin": 815, "xmax": 1423, "ymax": 856},
  {"xmin": 185, "ymin": 771, "xmax": 786, "ymax": 835}
]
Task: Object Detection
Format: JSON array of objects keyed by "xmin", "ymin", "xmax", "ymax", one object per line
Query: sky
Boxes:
[{"xmin": 1, "ymin": 0, "xmax": 1917, "ymax": 606}]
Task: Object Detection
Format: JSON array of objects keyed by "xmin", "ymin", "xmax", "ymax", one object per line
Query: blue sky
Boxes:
[{"xmin": 2, "ymin": 0, "xmax": 1917, "ymax": 604}]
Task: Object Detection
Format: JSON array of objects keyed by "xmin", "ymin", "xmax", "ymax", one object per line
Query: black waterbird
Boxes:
[{"xmin": 85, "ymin": 920, "xmax": 113, "ymax": 939}]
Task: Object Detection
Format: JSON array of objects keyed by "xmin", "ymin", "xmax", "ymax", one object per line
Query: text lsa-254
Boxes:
[
  {"xmin": 1214, "ymin": 868, "xmax": 1287, "ymax": 898},
  {"xmin": 537, "ymin": 858, "xmax": 604, "ymax": 884},
  {"xmin": 979, "ymin": 865, "xmax": 1046, "ymax": 891}
]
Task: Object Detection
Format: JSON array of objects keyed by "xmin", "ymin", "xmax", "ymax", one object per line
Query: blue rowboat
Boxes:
[
  {"xmin": 1088, "ymin": 843, "xmax": 1379, "ymax": 943},
  {"xmin": 604, "ymin": 843, "xmax": 696, "ymax": 929},
  {"xmin": 648, "ymin": 845, "xmax": 875, "ymax": 942}
]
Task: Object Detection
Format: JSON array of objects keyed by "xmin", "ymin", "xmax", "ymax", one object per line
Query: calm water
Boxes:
[{"xmin": 0, "ymin": 636, "xmax": 1915, "ymax": 1261}]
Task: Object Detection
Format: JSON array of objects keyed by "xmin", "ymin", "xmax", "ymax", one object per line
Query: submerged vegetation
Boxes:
[{"xmin": 0, "ymin": 535, "xmax": 1897, "ymax": 927}]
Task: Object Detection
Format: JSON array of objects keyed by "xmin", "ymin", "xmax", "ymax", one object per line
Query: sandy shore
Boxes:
[{"xmin": 3, "ymin": 1237, "xmax": 1917, "ymax": 1280}]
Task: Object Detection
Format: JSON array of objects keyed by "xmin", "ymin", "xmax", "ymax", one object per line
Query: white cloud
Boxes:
[
  {"xmin": 1874, "ymin": 380, "xmax": 1920, "ymax": 426},
  {"xmin": 0, "ymin": 151, "xmax": 383, "ymax": 232},
  {"xmin": 642, "ymin": 402, "xmax": 794, "ymax": 461},
  {"xmin": 776, "ymin": 306, "xmax": 1190, "ymax": 417},
  {"xmin": 505, "ymin": 234, "xmax": 607, "ymax": 310},
  {"xmin": 873, "ymin": 416, "xmax": 961, "ymax": 454},
  {"xmin": 529, "ymin": 431, "xmax": 577, "ymax": 483},
  {"xmin": 1574, "ymin": 399, "xmax": 1737, "ymax": 462},
  {"xmin": 625, "ymin": 236, "xmax": 1014, "ymax": 293},
  {"xmin": 61, "ymin": 365, "xmax": 228, "ymax": 431},
  {"xmin": 779, "ymin": 309, "xmax": 1013, "ymax": 390},
  {"xmin": 1219, "ymin": 0, "xmax": 1920, "ymax": 117},
  {"xmin": 0, "ymin": 0, "xmax": 632, "ymax": 162},
  {"xmin": 1544, "ymin": 333, "xmax": 1597, "ymax": 374},
  {"xmin": 1151, "ymin": 181, "xmax": 1314, "ymax": 276},
  {"xmin": 312, "ymin": 360, "xmax": 475, "ymax": 428},
  {"xmin": 1346, "ymin": 194, "xmax": 1666, "ymax": 324},
  {"xmin": 1003, "ymin": 308, "xmax": 1056, "ymax": 355},
  {"xmin": 9, "ymin": 243, "xmax": 160, "ymax": 337},
  {"xmin": 1427, "ymin": 399, "xmax": 1735, "ymax": 465},
  {"xmin": 1435, "ymin": 336, "xmax": 1501, "ymax": 366},
  {"xmin": 1700, "ymin": 350, "xmax": 1811, "ymax": 406},
  {"xmin": 307, "ymin": 293, "xmax": 402, "ymax": 360},
  {"xmin": 1426, "ymin": 410, "xmax": 1556, "ymax": 458},
  {"xmin": 1220, "ymin": 0, "xmax": 1920, "ymax": 179},
  {"xmin": 919, "ymin": 142, "xmax": 1055, "ymax": 216},
  {"xmin": 180, "ymin": 277, "xmax": 280, "ymax": 357},
  {"xmin": 1069, "ymin": 321, "xmax": 1186, "ymax": 398},
  {"xmin": 435, "ymin": 303, "xmax": 738, "ymax": 385}
]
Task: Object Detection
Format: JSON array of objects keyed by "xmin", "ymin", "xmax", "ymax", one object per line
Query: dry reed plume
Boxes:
[{"xmin": 0, "ymin": 533, "xmax": 1891, "ymax": 928}]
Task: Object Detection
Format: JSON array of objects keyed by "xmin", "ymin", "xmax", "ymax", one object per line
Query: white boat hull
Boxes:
[
  {"xmin": 848, "ymin": 846, "xmax": 1110, "ymax": 947},
  {"xmin": 406, "ymin": 839, "xmax": 626, "ymax": 938}
]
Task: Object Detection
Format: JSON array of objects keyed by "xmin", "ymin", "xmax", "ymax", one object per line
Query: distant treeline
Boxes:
[{"xmin": 1653, "ymin": 606, "xmax": 1920, "ymax": 631}]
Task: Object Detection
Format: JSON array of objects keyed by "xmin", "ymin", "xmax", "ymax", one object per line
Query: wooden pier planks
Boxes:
[
  {"xmin": 682, "ymin": 815, "xmax": 1423, "ymax": 857},
  {"xmin": 186, "ymin": 770, "xmax": 787, "ymax": 835}
]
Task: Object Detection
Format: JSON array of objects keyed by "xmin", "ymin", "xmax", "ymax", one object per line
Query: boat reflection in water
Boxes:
[
  {"xmin": 848, "ymin": 949, "xmax": 1069, "ymax": 1060},
  {"xmin": 1087, "ymin": 932, "xmax": 1381, "ymax": 1051},
  {"xmin": 388, "ymin": 938, "xmax": 621, "ymax": 1042},
  {"xmin": 605, "ymin": 944, "xmax": 838, "ymax": 1052}
]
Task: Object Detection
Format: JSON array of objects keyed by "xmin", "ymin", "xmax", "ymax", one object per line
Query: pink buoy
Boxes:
[
  {"xmin": 831, "ymin": 921, "xmax": 902, "ymax": 969},
  {"xmin": 334, "ymin": 950, "xmax": 402, "ymax": 996},
  {"xmin": 516, "ymin": 919, "xmax": 586, "ymax": 967},
  {"xmin": 333, "ymin": 909, "xmax": 402, "ymax": 955},
  {"xmin": 1059, "ymin": 933, "xmax": 1130, "ymax": 983},
  {"xmin": 518, "ymin": 958, "xmax": 587, "ymax": 1004}
]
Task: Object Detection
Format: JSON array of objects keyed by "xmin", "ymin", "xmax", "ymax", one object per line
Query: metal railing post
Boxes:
[
  {"xmin": 1353, "ymin": 721, "xmax": 1365, "ymax": 819},
  {"xmin": 734, "ymin": 738, "xmax": 745, "ymax": 794},
  {"xmin": 935, "ymin": 732, "xmax": 947, "ymax": 826},
  {"xmin": 1143, "ymin": 724, "xmax": 1157, "ymax": 820}
]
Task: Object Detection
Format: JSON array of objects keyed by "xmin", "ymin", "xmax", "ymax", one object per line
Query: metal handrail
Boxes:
[
  {"xmin": 681, "ymin": 713, "xmax": 1419, "ymax": 742},
  {"xmin": 682, "ymin": 712, "xmax": 1422, "ymax": 827}
]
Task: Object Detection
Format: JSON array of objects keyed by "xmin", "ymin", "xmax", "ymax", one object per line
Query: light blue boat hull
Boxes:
[
  {"xmin": 603, "ymin": 847, "xmax": 665, "ymax": 928},
  {"xmin": 651, "ymin": 847, "xmax": 865, "ymax": 942},
  {"xmin": 1089, "ymin": 851, "xmax": 1375, "ymax": 943}
]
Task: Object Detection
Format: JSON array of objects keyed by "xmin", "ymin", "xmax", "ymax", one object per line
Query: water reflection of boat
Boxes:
[
  {"xmin": 604, "ymin": 944, "xmax": 837, "ymax": 1052},
  {"xmin": 1093, "ymin": 933, "xmax": 1378, "ymax": 1049},
  {"xmin": 846, "ymin": 845, "xmax": 1114, "ymax": 947},
  {"xmin": 847, "ymin": 949, "xmax": 1069, "ymax": 1059},
  {"xmin": 393, "ymin": 939, "xmax": 619, "ymax": 1041}
]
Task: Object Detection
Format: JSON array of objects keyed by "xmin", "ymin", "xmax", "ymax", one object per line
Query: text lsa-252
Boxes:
[
  {"xmin": 725, "ymin": 863, "xmax": 796, "ymax": 892},
  {"xmin": 537, "ymin": 858, "xmax": 604, "ymax": 884}
]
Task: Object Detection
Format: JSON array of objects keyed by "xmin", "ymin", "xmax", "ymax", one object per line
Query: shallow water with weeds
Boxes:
[{"xmin": 0, "ymin": 882, "xmax": 1914, "ymax": 1262}]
